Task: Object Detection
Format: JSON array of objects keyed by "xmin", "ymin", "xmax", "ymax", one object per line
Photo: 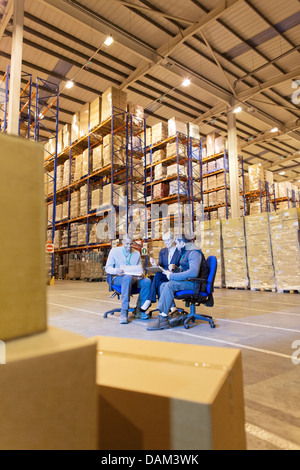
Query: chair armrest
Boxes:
[
  {"xmin": 188, "ymin": 277, "xmax": 207, "ymax": 282},
  {"xmin": 188, "ymin": 277, "xmax": 208, "ymax": 296},
  {"xmin": 107, "ymin": 274, "xmax": 113, "ymax": 291}
]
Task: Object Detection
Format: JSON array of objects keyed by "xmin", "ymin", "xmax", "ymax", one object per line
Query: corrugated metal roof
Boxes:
[{"xmin": 0, "ymin": 0, "xmax": 299, "ymax": 183}]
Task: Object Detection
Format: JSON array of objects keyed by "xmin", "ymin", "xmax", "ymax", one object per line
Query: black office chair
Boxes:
[
  {"xmin": 172, "ymin": 255, "xmax": 218, "ymax": 329},
  {"xmin": 104, "ymin": 274, "xmax": 141, "ymax": 320}
]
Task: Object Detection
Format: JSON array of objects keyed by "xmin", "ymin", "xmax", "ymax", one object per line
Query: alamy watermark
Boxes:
[
  {"xmin": 0, "ymin": 340, "xmax": 6, "ymax": 365},
  {"xmin": 291, "ymin": 340, "xmax": 300, "ymax": 365},
  {"xmin": 291, "ymin": 80, "xmax": 300, "ymax": 105}
]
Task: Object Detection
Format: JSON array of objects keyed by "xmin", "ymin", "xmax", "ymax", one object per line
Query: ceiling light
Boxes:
[
  {"xmin": 233, "ymin": 106, "xmax": 242, "ymax": 113},
  {"xmin": 66, "ymin": 80, "xmax": 74, "ymax": 89},
  {"xmin": 271, "ymin": 127, "xmax": 278, "ymax": 133},
  {"xmin": 104, "ymin": 35, "xmax": 114, "ymax": 46},
  {"xmin": 182, "ymin": 78, "xmax": 191, "ymax": 87},
  {"xmin": 279, "ymin": 171, "xmax": 285, "ymax": 175}
]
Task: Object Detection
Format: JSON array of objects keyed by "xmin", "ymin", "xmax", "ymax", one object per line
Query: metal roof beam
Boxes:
[
  {"xmin": 119, "ymin": 0, "xmax": 243, "ymax": 90},
  {"xmin": 37, "ymin": 0, "xmax": 157, "ymax": 62},
  {"xmin": 0, "ymin": 0, "xmax": 13, "ymax": 43}
]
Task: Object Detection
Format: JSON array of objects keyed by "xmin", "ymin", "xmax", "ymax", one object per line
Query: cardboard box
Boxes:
[
  {"xmin": 71, "ymin": 112, "xmax": 80, "ymax": 144},
  {"xmin": 80, "ymin": 102, "xmax": 90, "ymax": 137},
  {"xmin": 93, "ymin": 336, "xmax": 246, "ymax": 450},
  {"xmin": 168, "ymin": 117, "xmax": 187, "ymax": 137},
  {"xmin": 90, "ymin": 96, "xmax": 102, "ymax": 130},
  {"xmin": 92, "ymin": 145, "xmax": 103, "ymax": 172},
  {"xmin": 0, "ymin": 134, "xmax": 47, "ymax": 341},
  {"xmin": 0, "ymin": 328, "xmax": 98, "ymax": 450},
  {"xmin": 101, "ymin": 86, "xmax": 127, "ymax": 122}
]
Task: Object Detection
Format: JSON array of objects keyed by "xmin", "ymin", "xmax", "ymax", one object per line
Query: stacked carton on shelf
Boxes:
[
  {"xmin": 151, "ymin": 122, "xmax": 167, "ymax": 145},
  {"xmin": 248, "ymin": 163, "xmax": 265, "ymax": 192},
  {"xmin": 103, "ymin": 134, "xmax": 126, "ymax": 168},
  {"xmin": 222, "ymin": 218, "xmax": 248, "ymax": 289},
  {"xmin": 269, "ymin": 208, "xmax": 300, "ymax": 291},
  {"xmin": 70, "ymin": 191, "xmax": 80, "ymax": 219},
  {"xmin": 101, "ymin": 86, "xmax": 127, "ymax": 122},
  {"xmin": 245, "ymin": 213, "xmax": 276, "ymax": 290},
  {"xmin": 168, "ymin": 117, "xmax": 187, "ymax": 137},
  {"xmin": 198, "ymin": 220, "xmax": 224, "ymax": 288},
  {"xmin": 80, "ymin": 103, "xmax": 90, "ymax": 138},
  {"xmin": 90, "ymin": 96, "xmax": 102, "ymax": 130},
  {"xmin": 92, "ymin": 145, "xmax": 103, "ymax": 172},
  {"xmin": 71, "ymin": 112, "xmax": 80, "ymax": 144}
]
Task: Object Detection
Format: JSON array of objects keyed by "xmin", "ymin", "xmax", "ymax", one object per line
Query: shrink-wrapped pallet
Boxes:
[
  {"xmin": 62, "ymin": 201, "xmax": 69, "ymax": 220},
  {"xmin": 151, "ymin": 122, "xmax": 167, "ymax": 145},
  {"xmin": 222, "ymin": 218, "xmax": 248, "ymax": 289},
  {"xmin": 92, "ymin": 145, "xmax": 103, "ymax": 172},
  {"xmin": 169, "ymin": 180, "xmax": 188, "ymax": 196},
  {"xmin": 63, "ymin": 124, "xmax": 71, "ymax": 149},
  {"xmin": 248, "ymin": 164, "xmax": 265, "ymax": 192},
  {"xmin": 198, "ymin": 220, "xmax": 224, "ymax": 288},
  {"xmin": 152, "ymin": 149, "xmax": 166, "ymax": 163},
  {"xmin": 101, "ymin": 86, "xmax": 127, "ymax": 122},
  {"xmin": 90, "ymin": 96, "xmax": 102, "ymax": 130},
  {"xmin": 70, "ymin": 223, "xmax": 79, "ymax": 246},
  {"xmin": 74, "ymin": 154, "xmax": 83, "ymax": 181},
  {"xmin": 91, "ymin": 188, "xmax": 103, "ymax": 211},
  {"xmin": 82, "ymin": 148, "xmax": 90, "ymax": 176},
  {"xmin": 79, "ymin": 103, "xmax": 90, "ymax": 138},
  {"xmin": 245, "ymin": 213, "xmax": 276, "ymax": 290},
  {"xmin": 269, "ymin": 208, "xmax": 300, "ymax": 291},
  {"xmin": 168, "ymin": 117, "xmax": 187, "ymax": 137},
  {"xmin": 127, "ymin": 102, "xmax": 144, "ymax": 128},
  {"xmin": 71, "ymin": 112, "xmax": 80, "ymax": 144},
  {"xmin": 80, "ymin": 184, "xmax": 90, "ymax": 216},
  {"xmin": 55, "ymin": 204, "xmax": 63, "ymax": 222},
  {"xmin": 70, "ymin": 191, "xmax": 80, "ymax": 219},
  {"xmin": 188, "ymin": 122, "xmax": 200, "ymax": 139},
  {"xmin": 154, "ymin": 163, "xmax": 167, "ymax": 181},
  {"xmin": 167, "ymin": 163, "xmax": 187, "ymax": 178},
  {"xmin": 103, "ymin": 183, "xmax": 126, "ymax": 206},
  {"xmin": 56, "ymin": 165, "xmax": 64, "ymax": 191},
  {"xmin": 78, "ymin": 224, "xmax": 87, "ymax": 246},
  {"xmin": 103, "ymin": 134, "xmax": 126, "ymax": 168},
  {"xmin": 153, "ymin": 182, "xmax": 169, "ymax": 200}
]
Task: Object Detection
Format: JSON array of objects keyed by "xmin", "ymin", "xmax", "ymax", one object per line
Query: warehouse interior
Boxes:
[{"xmin": 0, "ymin": 0, "xmax": 300, "ymax": 451}]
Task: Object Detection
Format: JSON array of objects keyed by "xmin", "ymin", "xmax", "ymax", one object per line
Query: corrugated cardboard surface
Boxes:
[
  {"xmin": 0, "ymin": 328, "xmax": 98, "ymax": 450},
  {"xmin": 93, "ymin": 336, "xmax": 246, "ymax": 450},
  {"xmin": 0, "ymin": 134, "xmax": 47, "ymax": 341}
]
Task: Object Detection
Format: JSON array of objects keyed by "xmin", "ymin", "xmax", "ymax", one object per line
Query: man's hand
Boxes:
[
  {"xmin": 163, "ymin": 270, "xmax": 171, "ymax": 280},
  {"xmin": 150, "ymin": 257, "xmax": 157, "ymax": 267},
  {"xmin": 169, "ymin": 264, "xmax": 176, "ymax": 272},
  {"xmin": 116, "ymin": 268, "xmax": 124, "ymax": 276}
]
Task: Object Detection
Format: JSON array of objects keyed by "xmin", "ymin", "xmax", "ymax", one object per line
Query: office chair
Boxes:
[
  {"xmin": 171, "ymin": 255, "xmax": 217, "ymax": 329},
  {"xmin": 104, "ymin": 274, "xmax": 142, "ymax": 320}
]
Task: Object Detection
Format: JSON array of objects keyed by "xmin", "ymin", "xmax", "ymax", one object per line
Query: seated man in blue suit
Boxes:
[
  {"xmin": 140, "ymin": 232, "xmax": 181, "ymax": 313},
  {"xmin": 146, "ymin": 235, "xmax": 209, "ymax": 331}
]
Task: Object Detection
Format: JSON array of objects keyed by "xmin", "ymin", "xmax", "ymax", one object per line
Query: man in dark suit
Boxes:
[{"xmin": 140, "ymin": 232, "xmax": 181, "ymax": 313}]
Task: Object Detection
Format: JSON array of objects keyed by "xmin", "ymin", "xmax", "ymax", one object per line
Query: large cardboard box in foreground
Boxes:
[
  {"xmin": 0, "ymin": 134, "xmax": 47, "ymax": 341},
  {"xmin": 94, "ymin": 337, "xmax": 246, "ymax": 450},
  {"xmin": 0, "ymin": 328, "xmax": 98, "ymax": 450}
]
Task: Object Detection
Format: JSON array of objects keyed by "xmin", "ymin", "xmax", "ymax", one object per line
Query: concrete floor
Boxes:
[{"xmin": 47, "ymin": 280, "xmax": 300, "ymax": 451}]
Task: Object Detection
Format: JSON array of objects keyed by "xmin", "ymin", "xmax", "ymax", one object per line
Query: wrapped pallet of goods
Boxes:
[
  {"xmin": 70, "ymin": 223, "xmax": 79, "ymax": 247},
  {"xmin": 80, "ymin": 103, "xmax": 90, "ymax": 138},
  {"xmin": 63, "ymin": 124, "xmax": 71, "ymax": 149},
  {"xmin": 166, "ymin": 141, "xmax": 187, "ymax": 158},
  {"xmin": 248, "ymin": 163, "xmax": 265, "ymax": 192},
  {"xmin": 222, "ymin": 218, "xmax": 248, "ymax": 289},
  {"xmin": 102, "ymin": 134, "xmax": 126, "ymax": 168},
  {"xmin": 198, "ymin": 219, "xmax": 225, "ymax": 288},
  {"xmin": 101, "ymin": 86, "xmax": 127, "ymax": 122},
  {"xmin": 127, "ymin": 102, "xmax": 144, "ymax": 128},
  {"xmin": 168, "ymin": 117, "xmax": 187, "ymax": 137},
  {"xmin": 269, "ymin": 208, "xmax": 300, "ymax": 292},
  {"xmin": 55, "ymin": 203, "xmax": 63, "ymax": 223},
  {"xmin": 78, "ymin": 224, "xmax": 87, "ymax": 246},
  {"xmin": 92, "ymin": 145, "xmax": 103, "ymax": 172},
  {"xmin": 71, "ymin": 112, "xmax": 80, "ymax": 144},
  {"xmin": 62, "ymin": 159, "xmax": 74, "ymax": 188},
  {"xmin": 151, "ymin": 122, "xmax": 167, "ymax": 145},
  {"xmin": 90, "ymin": 187, "xmax": 103, "ymax": 211},
  {"xmin": 69, "ymin": 253, "xmax": 82, "ymax": 279},
  {"xmin": 188, "ymin": 122, "xmax": 200, "ymax": 140},
  {"xmin": 53, "ymin": 229, "xmax": 63, "ymax": 251},
  {"xmin": 60, "ymin": 228, "xmax": 69, "ymax": 249},
  {"xmin": 70, "ymin": 191, "xmax": 80, "ymax": 219},
  {"xmin": 57, "ymin": 129, "xmax": 63, "ymax": 155},
  {"xmin": 62, "ymin": 200, "xmax": 69, "ymax": 220},
  {"xmin": 153, "ymin": 182, "xmax": 169, "ymax": 200},
  {"xmin": 102, "ymin": 183, "xmax": 126, "ymax": 206},
  {"xmin": 152, "ymin": 148, "xmax": 166, "ymax": 163},
  {"xmin": 82, "ymin": 148, "xmax": 90, "ymax": 177},
  {"xmin": 56, "ymin": 165, "xmax": 64, "ymax": 191},
  {"xmin": 79, "ymin": 184, "xmax": 91, "ymax": 216},
  {"xmin": 74, "ymin": 154, "xmax": 83, "ymax": 181},
  {"xmin": 154, "ymin": 163, "xmax": 167, "ymax": 181},
  {"xmin": 90, "ymin": 96, "xmax": 102, "ymax": 130},
  {"xmin": 245, "ymin": 213, "xmax": 276, "ymax": 291},
  {"xmin": 167, "ymin": 163, "xmax": 187, "ymax": 178}
]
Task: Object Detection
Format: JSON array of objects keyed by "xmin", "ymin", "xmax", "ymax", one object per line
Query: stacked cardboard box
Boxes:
[
  {"xmin": 166, "ymin": 141, "xmax": 187, "ymax": 158},
  {"xmin": 47, "ymin": 171, "xmax": 54, "ymax": 195},
  {"xmin": 79, "ymin": 184, "xmax": 90, "ymax": 216},
  {"xmin": 153, "ymin": 182, "xmax": 169, "ymax": 200},
  {"xmin": 103, "ymin": 134, "xmax": 126, "ymax": 168},
  {"xmin": 74, "ymin": 154, "xmax": 83, "ymax": 181},
  {"xmin": 146, "ymin": 127, "xmax": 152, "ymax": 147},
  {"xmin": 63, "ymin": 124, "xmax": 71, "ymax": 149},
  {"xmin": 199, "ymin": 220, "xmax": 224, "ymax": 288},
  {"xmin": 91, "ymin": 187, "xmax": 103, "ymax": 211},
  {"xmin": 154, "ymin": 163, "xmax": 167, "ymax": 181},
  {"xmin": 167, "ymin": 163, "xmax": 187, "ymax": 177},
  {"xmin": 188, "ymin": 122, "xmax": 200, "ymax": 139},
  {"xmin": 47, "ymin": 203, "xmax": 53, "ymax": 225},
  {"xmin": 54, "ymin": 229, "xmax": 63, "ymax": 250},
  {"xmin": 70, "ymin": 223, "xmax": 79, "ymax": 246},
  {"xmin": 168, "ymin": 117, "xmax": 187, "ymax": 137},
  {"xmin": 56, "ymin": 165, "xmax": 64, "ymax": 191},
  {"xmin": 101, "ymin": 86, "xmax": 127, "ymax": 122},
  {"xmin": 82, "ymin": 149, "xmax": 90, "ymax": 176},
  {"xmin": 55, "ymin": 203, "xmax": 63, "ymax": 222},
  {"xmin": 169, "ymin": 180, "xmax": 188, "ymax": 196},
  {"xmin": 70, "ymin": 191, "xmax": 80, "ymax": 219},
  {"xmin": 245, "ymin": 213, "xmax": 276, "ymax": 290},
  {"xmin": 71, "ymin": 112, "xmax": 80, "ymax": 144},
  {"xmin": 103, "ymin": 183, "xmax": 126, "ymax": 206},
  {"xmin": 80, "ymin": 103, "xmax": 90, "ymax": 138},
  {"xmin": 62, "ymin": 201, "xmax": 69, "ymax": 220},
  {"xmin": 60, "ymin": 228, "xmax": 69, "ymax": 249},
  {"xmin": 78, "ymin": 224, "xmax": 87, "ymax": 246},
  {"xmin": 57, "ymin": 130, "xmax": 63, "ymax": 155},
  {"xmin": 269, "ymin": 208, "xmax": 300, "ymax": 291},
  {"xmin": 94, "ymin": 337, "xmax": 246, "ymax": 451},
  {"xmin": 81, "ymin": 252, "xmax": 104, "ymax": 280},
  {"xmin": 90, "ymin": 96, "xmax": 102, "ymax": 130},
  {"xmin": 152, "ymin": 122, "xmax": 167, "ymax": 145},
  {"xmin": 63, "ymin": 159, "xmax": 74, "ymax": 187},
  {"xmin": 248, "ymin": 164, "xmax": 265, "ymax": 192},
  {"xmin": 222, "ymin": 218, "xmax": 248, "ymax": 289},
  {"xmin": 127, "ymin": 102, "xmax": 144, "ymax": 128},
  {"xmin": 69, "ymin": 253, "xmax": 82, "ymax": 279},
  {"xmin": 152, "ymin": 149, "xmax": 166, "ymax": 163},
  {"xmin": 92, "ymin": 145, "xmax": 103, "ymax": 172},
  {"xmin": 89, "ymin": 222, "xmax": 98, "ymax": 244}
]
